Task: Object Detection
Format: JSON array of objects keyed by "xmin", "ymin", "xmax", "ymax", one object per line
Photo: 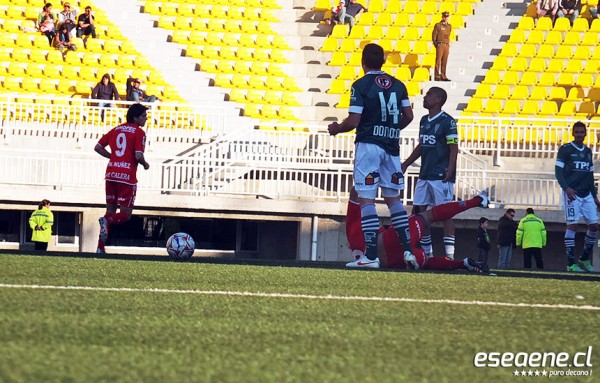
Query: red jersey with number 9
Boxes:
[{"xmin": 97, "ymin": 123, "xmax": 146, "ymax": 185}]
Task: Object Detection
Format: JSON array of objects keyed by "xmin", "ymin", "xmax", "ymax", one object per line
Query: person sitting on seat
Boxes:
[{"xmin": 126, "ymin": 78, "xmax": 160, "ymax": 103}]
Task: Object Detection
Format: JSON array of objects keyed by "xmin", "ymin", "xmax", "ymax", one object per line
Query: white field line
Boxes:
[{"xmin": 0, "ymin": 283, "xmax": 599, "ymax": 311}]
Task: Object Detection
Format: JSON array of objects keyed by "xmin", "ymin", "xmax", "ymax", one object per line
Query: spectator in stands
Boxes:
[
  {"xmin": 328, "ymin": 43, "xmax": 414, "ymax": 269},
  {"xmin": 76, "ymin": 6, "xmax": 96, "ymax": 38},
  {"xmin": 126, "ymin": 78, "xmax": 160, "ymax": 103},
  {"xmin": 516, "ymin": 208, "xmax": 547, "ymax": 269},
  {"xmin": 28, "ymin": 199, "xmax": 53, "ymax": 251},
  {"xmin": 56, "ymin": 23, "xmax": 77, "ymax": 52},
  {"xmin": 337, "ymin": 0, "xmax": 366, "ymax": 35},
  {"xmin": 497, "ymin": 209, "xmax": 517, "ymax": 269},
  {"xmin": 57, "ymin": 2, "xmax": 77, "ymax": 37},
  {"xmin": 557, "ymin": 0, "xmax": 581, "ymax": 25},
  {"xmin": 37, "ymin": 3, "xmax": 57, "ymax": 46},
  {"xmin": 555, "ymin": 121, "xmax": 599, "ymax": 272},
  {"xmin": 432, "ymin": 11, "xmax": 452, "ymax": 81},
  {"xmin": 536, "ymin": 0, "xmax": 559, "ymax": 22},
  {"xmin": 95, "ymin": 104, "xmax": 150, "ymax": 254},
  {"xmin": 587, "ymin": 4, "xmax": 599, "ymax": 21},
  {"xmin": 92, "ymin": 74, "xmax": 119, "ymax": 121},
  {"xmin": 477, "ymin": 217, "xmax": 491, "ymax": 268},
  {"xmin": 330, "ymin": 0, "xmax": 345, "ymax": 25}
]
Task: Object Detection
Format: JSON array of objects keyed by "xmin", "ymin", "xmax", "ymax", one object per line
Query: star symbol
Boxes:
[
  {"xmin": 542, "ymin": 370, "xmax": 548, "ymax": 376},
  {"xmin": 535, "ymin": 370, "xmax": 540, "ymax": 376},
  {"xmin": 521, "ymin": 370, "xmax": 527, "ymax": 376},
  {"xmin": 528, "ymin": 370, "xmax": 534, "ymax": 376},
  {"xmin": 514, "ymin": 370, "xmax": 520, "ymax": 376}
]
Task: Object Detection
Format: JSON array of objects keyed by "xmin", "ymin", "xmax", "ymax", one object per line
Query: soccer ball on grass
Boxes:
[{"xmin": 166, "ymin": 232, "xmax": 195, "ymax": 260}]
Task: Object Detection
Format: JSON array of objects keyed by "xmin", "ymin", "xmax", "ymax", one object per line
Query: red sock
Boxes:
[
  {"xmin": 430, "ymin": 197, "xmax": 481, "ymax": 222},
  {"xmin": 108, "ymin": 212, "xmax": 131, "ymax": 225},
  {"xmin": 97, "ymin": 239, "xmax": 105, "ymax": 251},
  {"xmin": 425, "ymin": 257, "xmax": 464, "ymax": 271},
  {"xmin": 346, "ymin": 200, "xmax": 366, "ymax": 253}
]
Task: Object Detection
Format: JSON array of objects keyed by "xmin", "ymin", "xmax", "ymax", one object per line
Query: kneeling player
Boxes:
[{"xmin": 345, "ymin": 187, "xmax": 489, "ymax": 272}]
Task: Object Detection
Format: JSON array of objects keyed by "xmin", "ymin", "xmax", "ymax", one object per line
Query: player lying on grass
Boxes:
[{"xmin": 345, "ymin": 187, "xmax": 489, "ymax": 272}]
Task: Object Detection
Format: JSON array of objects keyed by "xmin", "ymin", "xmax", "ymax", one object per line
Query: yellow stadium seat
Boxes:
[
  {"xmin": 483, "ymin": 99, "xmax": 502, "ymax": 114},
  {"xmin": 546, "ymin": 59, "xmax": 565, "ymax": 73},
  {"xmin": 464, "ymin": 98, "xmax": 483, "ymax": 113},
  {"xmin": 511, "ymin": 85, "xmax": 530, "ymax": 100},
  {"xmin": 22, "ymin": 77, "xmax": 39, "ymax": 92},
  {"xmin": 500, "ymin": 71, "xmax": 519, "ymax": 86},
  {"xmin": 473, "ymin": 84, "xmax": 492, "ymax": 98},
  {"xmin": 557, "ymin": 101, "xmax": 577, "ymax": 116},
  {"xmin": 421, "ymin": 2, "xmax": 438, "ymax": 15},
  {"xmin": 578, "ymin": 101, "xmax": 595, "ymax": 118},
  {"xmin": 529, "ymin": 87, "xmax": 547, "ymax": 100},
  {"xmin": 588, "ymin": 88, "xmax": 600, "ymax": 102},
  {"xmin": 456, "ymin": 2, "xmax": 474, "ymax": 16},
  {"xmin": 508, "ymin": 57, "xmax": 527, "ymax": 71},
  {"xmin": 3, "ymin": 77, "xmax": 22, "ymax": 92},
  {"xmin": 338, "ymin": 39, "xmax": 358, "ymax": 52},
  {"xmin": 556, "ymin": 73, "xmax": 575, "ymax": 87},
  {"xmin": 519, "ymin": 72, "xmax": 538, "ymax": 86},
  {"xmin": 508, "ymin": 30, "xmax": 527, "ymax": 44},
  {"xmin": 26, "ymin": 64, "xmax": 44, "ymax": 78},
  {"xmin": 348, "ymin": 25, "xmax": 366, "ymax": 39},
  {"xmin": 375, "ymin": 13, "xmax": 393, "ymax": 27},
  {"xmin": 553, "ymin": 17, "xmax": 571, "ymax": 32},
  {"xmin": 393, "ymin": 13, "xmax": 411, "ymax": 27},
  {"xmin": 544, "ymin": 30, "xmax": 563, "ymax": 45},
  {"xmin": 572, "ymin": 18, "xmax": 589, "ymax": 32},
  {"xmin": 562, "ymin": 31, "xmax": 580, "ymax": 46},
  {"xmin": 412, "ymin": 67, "xmax": 430, "ymax": 82},
  {"xmin": 581, "ymin": 32, "xmax": 599, "ymax": 46},
  {"xmin": 482, "ymin": 70, "xmax": 501, "ymax": 85},
  {"xmin": 583, "ymin": 59, "xmax": 600, "ymax": 74},
  {"xmin": 528, "ymin": 58, "xmax": 546, "ymax": 72},
  {"xmin": 320, "ymin": 37, "xmax": 339, "ymax": 52},
  {"xmin": 564, "ymin": 60, "xmax": 582, "ymax": 74},
  {"xmin": 492, "ymin": 85, "xmax": 511, "ymax": 99},
  {"xmin": 535, "ymin": 45, "xmax": 554, "ymax": 59},
  {"xmin": 498, "ymin": 43, "xmax": 517, "ymax": 57},
  {"xmin": 331, "ymin": 24, "xmax": 349, "ymax": 38},
  {"xmin": 555, "ymin": 46, "xmax": 572, "ymax": 59},
  {"xmin": 572, "ymin": 46, "xmax": 591, "ymax": 60},
  {"xmin": 538, "ymin": 72, "xmax": 556, "ymax": 86},
  {"xmin": 517, "ymin": 16, "xmax": 535, "ymax": 30},
  {"xmin": 412, "ymin": 14, "xmax": 430, "ymax": 28},
  {"xmin": 535, "ymin": 17, "xmax": 553, "ymax": 31},
  {"xmin": 517, "ymin": 44, "xmax": 536, "ymax": 58},
  {"xmin": 566, "ymin": 87, "xmax": 585, "ymax": 101},
  {"xmin": 521, "ymin": 100, "xmax": 540, "ymax": 115},
  {"xmin": 356, "ymin": 12, "xmax": 374, "ymax": 26},
  {"xmin": 403, "ymin": 1, "xmax": 420, "ymax": 14},
  {"xmin": 502, "ymin": 100, "xmax": 521, "ymax": 115},
  {"xmin": 576, "ymin": 73, "xmax": 594, "ymax": 88},
  {"xmin": 548, "ymin": 86, "xmax": 567, "ymax": 101}
]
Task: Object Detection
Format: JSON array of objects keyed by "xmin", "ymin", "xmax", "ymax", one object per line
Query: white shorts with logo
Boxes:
[
  {"xmin": 412, "ymin": 179, "xmax": 454, "ymax": 207},
  {"xmin": 354, "ymin": 142, "xmax": 404, "ymax": 199},
  {"xmin": 563, "ymin": 191, "xmax": 599, "ymax": 225}
]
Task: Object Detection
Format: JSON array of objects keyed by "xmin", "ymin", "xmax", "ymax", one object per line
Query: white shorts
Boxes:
[
  {"xmin": 412, "ymin": 179, "xmax": 454, "ymax": 207},
  {"xmin": 563, "ymin": 192, "xmax": 599, "ymax": 225},
  {"xmin": 354, "ymin": 142, "xmax": 404, "ymax": 199}
]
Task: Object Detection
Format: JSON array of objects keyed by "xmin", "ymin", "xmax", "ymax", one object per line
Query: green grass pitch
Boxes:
[{"xmin": 0, "ymin": 253, "xmax": 598, "ymax": 382}]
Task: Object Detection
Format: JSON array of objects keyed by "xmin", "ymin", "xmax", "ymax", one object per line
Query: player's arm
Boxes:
[
  {"xmin": 443, "ymin": 143, "xmax": 458, "ymax": 182},
  {"xmin": 94, "ymin": 143, "xmax": 111, "ymax": 159},
  {"xmin": 399, "ymin": 104, "xmax": 413, "ymax": 131},
  {"xmin": 135, "ymin": 151, "xmax": 150, "ymax": 170},
  {"xmin": 328, "ymin": 113, "xmax": 361, "ymax": 136},
  {"xmin": 401, "ymin": 144, "xmax": 422, "ymax": 173}
]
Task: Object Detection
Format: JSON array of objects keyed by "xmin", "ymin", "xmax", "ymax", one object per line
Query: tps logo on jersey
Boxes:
[
  {"xmin": 365, "ymin": 172, "xmax": 380, "ymax": 185},
  {"xmin": 375, "ymin": 76, "xmax": 392, "ymax": 89}
]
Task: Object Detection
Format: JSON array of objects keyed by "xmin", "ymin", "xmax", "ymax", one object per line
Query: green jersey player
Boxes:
[
  {"xmin": 555, "ymin": 121, "xmax": 600, "ymax": 272},
  {"xmin": 328, "ymin": 43, "xmax": 414, "ymax": 269},
  {"xmin": 402, "ymin": 87, "xmax": 458, "ymax": 259}
]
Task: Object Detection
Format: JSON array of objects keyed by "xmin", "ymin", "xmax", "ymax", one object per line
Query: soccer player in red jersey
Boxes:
[
  {"xmin": 94, "ymin": 103, "xmax": 150, "ymax": 253},
  {"xmin": 345, "ymin": 187, "xmax": 489, "ymax": 272}
]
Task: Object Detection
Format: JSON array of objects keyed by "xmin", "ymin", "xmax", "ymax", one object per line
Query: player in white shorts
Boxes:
[
  {"xmin": 555, "ymin": 121, "xmax": 600, "ymax": 272},
  {"xmin": 402, "ymin": 87, "xmax": 458, "ymax": 259},
  {"xmin": 328, "ymin": 43, "xmax": 414, "ymax": 269}
]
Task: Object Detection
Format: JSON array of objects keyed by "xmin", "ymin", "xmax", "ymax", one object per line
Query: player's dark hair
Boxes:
[
  {"xmin": 362, "ymin": 43, "xmax": 385, "ymax": 70},
  {"xmin": 506, "ymin": 208, "xmax": 515, "ymax": 215},
  {"xmin": 479, "ymin": 217, "xmax": 488, "ymax": 225},
  {"xmin": 526, "ymin": 208, "xmax": 534, "ymax": 215},
  {"xmin": 572, "ymin": 121, "xmax": 586, "ymax": 132},
  {"xmin": 39, "ymin": 199, "xmax": 50, "ymax": 209},
  {"xmin": 430, "ymin": 87, "xmax": 448, "ymax": 106},
  {"xmin": 127, "ymin": 103, "xmax": 148, "ymax": 123}
]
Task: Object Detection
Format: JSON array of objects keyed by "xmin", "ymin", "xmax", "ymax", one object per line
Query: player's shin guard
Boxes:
[
  {"xmin": 430, "ymin": 199, "xmax": 479, "ymax": 222},
  {"xmin": 444, "ymin": 235, "xmax": 455, "ymax": 260},
  {"xmin": 346, "ymin": 199, "xmax": 366, "ymax": 254},
  {"xmin": 389, "ymin": 201, "xmax": 411, "ymax": 252},
  {"xmin": 564, "ymin": 229, "xmax": 576, "ymax": 265},
  {"xmin": 581, "ymin": 229, "xmax": 597, "ymax": 261},
  {"xmin": 361, "ymin": 204, "xmax": 379, "ymax": 260},
  {"xmin": 420, "ymin": 234, "xmax": 432, "ymax": 256}
]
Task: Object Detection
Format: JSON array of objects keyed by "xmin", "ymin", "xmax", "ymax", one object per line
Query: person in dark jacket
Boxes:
[
  {"xmin": 92, "ymin": 73, "xmax": 119, "ymax": 121},
  {"xmin": 497, "ymin": 209, "xmax": 517, "ymax": 269},
  {"xmin": 476, "ymin": 217, "xmax": 491, "ymax": 267}
]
